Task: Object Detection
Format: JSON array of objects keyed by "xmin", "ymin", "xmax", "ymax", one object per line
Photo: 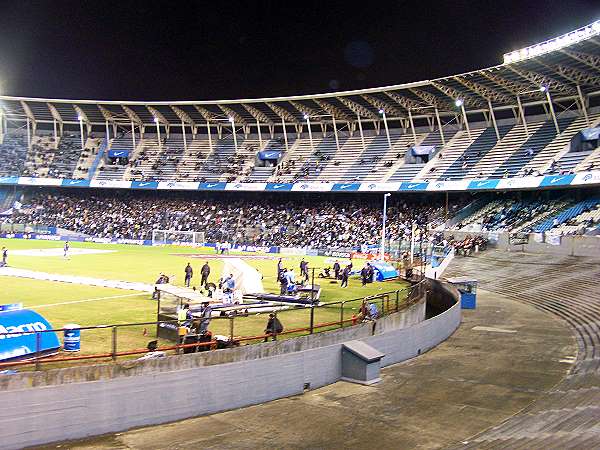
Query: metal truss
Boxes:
[
  {"xmin": 121, "ymin": 105, "xmax": 143, "ymax": 126},
  {"xmin": 431, "ymin": 81, "xmax": 486, "ymax": 108},
  {"xmin": 193, "ymin": 105, "xmax": 219, "ymax": 121},
  {"xmin": 312, "ymin": 99, "xmax": 352, "ymax": 121},
  {"xmin": 335, "ymin": 97, "xmax": 379, "ymax": 119},
  {"xmin": 453, "ymin": 76, "xmax": 514, "ymax": 104},
  {"xmin": 408, "ymin": 88, "xmax": 453, "ymax": 110},
  {"xmin": 170, "ymin": 106, "xmax": 195, "ymax": 127},
  {"xmin": 288, "ymin": 100, "xmax": 321, "ymax": 118},
  {"xmin": 242, "ymin": 104, "xmax": 274, "ymax": 125},
  {"xmin": 217, "ymin": 105, "xmax": 246, "ymax": 125},
  {"xmin": 384, "ymin": 91, "xmax": 424, "ymax": 111},
  {"xmin": 552, "ymin": 65, "xmax": 600, "ymax": 87},
  {"xmin": 479, "ymin": 71, "xmax": 542, "ymax": 99},
  {"xmin": 559, "ymin": 49, "xmax": 600, "ymax": 71},
  {"xmin": 508, "ymin": 66, "xmax": 576, "ymax": 94},
  {"xmin": 360, "ymin": 94, "xmax": 404, "ymax": 118},
  {"xmin": 265, "ymin": 102, "xmax": 299, "ymax": 123},
  {"xmin": 146, "ymin": 106, "xmax": 169, "ymax": 125}
]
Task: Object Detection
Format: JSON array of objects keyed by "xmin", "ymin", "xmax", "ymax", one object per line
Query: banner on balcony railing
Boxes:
[{"xmin": 2, "ymin": 170, "xmax": 600, "ymax": 192}]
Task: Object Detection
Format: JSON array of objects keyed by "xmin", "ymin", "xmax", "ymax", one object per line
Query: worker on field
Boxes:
[
  {"xmin": 200, "ymin": 261, "xmax": 211, "ymax": 287},
  {"xmin": 184, "ymin": 263, "xmax": 193, "ymax": 287},
  {"xmin": 1, "ymin": 247, "xmax": 7, "ymax": 267}
]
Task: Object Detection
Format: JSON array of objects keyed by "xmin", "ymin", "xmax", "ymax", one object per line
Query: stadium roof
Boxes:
[{"xmin": 2, "ymin": 20, "xmax": 600, "ymax": 129}]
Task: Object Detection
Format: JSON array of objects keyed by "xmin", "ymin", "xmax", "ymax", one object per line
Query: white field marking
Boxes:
[
  {"xmin": 11, "ymin": 248, "xmax": 116, "ymax": 257},
  {"xmin": 33, "ymin": 293, "xmax": 143, "ymax": 309},
  {"xmin": 472, "ymin": 326, "xmax": 517, "ymax": 334}
]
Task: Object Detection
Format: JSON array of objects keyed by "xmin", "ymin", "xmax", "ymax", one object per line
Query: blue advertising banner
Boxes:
[
  {"xmin": 332, "ymin": 183, "xmax": 360, "ymax": 192},
  {"xmin": 131, "ymin": 181, "xmax": 159, "ymax": 189},
  {"xmin": 197, "ymin": 182, "xmax": 227, "ymax": 190},
  {"xmin": 467, "ymin": 179, "xmax": 500, "ymax": 190},
  {"xmin": 107, "ymin": 150, "xmax": 130, "ymax": 158},
  {"xmin": 398, "ymin": 182, "xmax": 429, "ymax": 191},
  {"xmin": 0, "ymin": 176, "xmax": 18, "ymax": 185},
  {"xmin": 0, "ymin": 309, "xmax": 60, "ymax": 361},
  {"xmin": 539, "ymin": 174, "xmax": 576, "ymax": 187},
  {"xmin": 61, "ymin": 179, "xmax": 91, "ymax": 187},
  {"xmin": 265, "ymin": 183, "xmax": 293, "ymax": 191},
  {"xmin": 258, "ymin": 151, "xmax": 282, "ymax": 160}
]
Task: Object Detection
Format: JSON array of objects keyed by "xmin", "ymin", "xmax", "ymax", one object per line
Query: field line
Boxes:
[{"xmin": 33, "ymin": 293, "xmax": 144, "ymax": 309}]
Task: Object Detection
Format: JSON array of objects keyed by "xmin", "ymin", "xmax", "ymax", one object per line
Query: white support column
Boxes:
[
  {"xmin": 78, "ymin": 116, "xmax": 85, "ymax": 152},
  {"xmin": 516, "ymin": 95, "xmax": 529, "ymax": 138},
  {"xmin": 305, "ymin": 115, "xmax": 314, "ymax": 152},
  {"xmin": 131, "ymin": 121, "xmax": 136, "ymax": 149},
  {"xmin": 408, "ymin": 109, "xmax": 417, "ymax": 145},
  {"xmin": 544, "ymin": 88, "xmax": 560, "ymax": 134},
  {"xmin": 53, "ymin": 118, "xmax": 58, "ymax": 149},
  {"xmin": 281, "ymin": 118, "xmax": 289, "ymax": 152},
  {"xmin": 380, "ymin": 110, "xmax": 392, "ymax": 152},
  {"xmin": 434, "ymin": 107, "xmax": 445, "ymax": 145},
  {"xmin": 256, "ymin": 119, "xmax": 262, "ymax": 147},
  {"xmin": 356, "ymin": 114, "xmax": 366, "ymax": 152},
  {"xmin": 576, "ymin": 85, "xmax": 590, "ymax": 127},
  {"xmin": 26, "ymin": 117, "xmax": 31, "ymax": 150},
  {"xmin": 154, "ymin": 118, "xmax": 162, "ymax": 148},
  {"xmin": 0, "ymin": 109, "xmax": 3, "ymax": 138},
  {"xmin": 229, "ymin": 118, "xmax": 238, "ymax": 152},
  {"xmin": 181, "ymin": 121, "xmax": 187, "ymax": 151},
  {"xmin": 332, "ymin": 115, "xmax": 340, "ymax": 153},
  {"xmin": 105, "ymin": 120, "xmax": 110, "ymax": 142},
  {"xmin": 488, "ymin": 99, "xmax": 500, "ymax": 141},
  {"xmin": 460, "ymin": 103, "xmax": 471, "ymax": 139},
  {"xmin": 207, "ymin": 120, "xmax": 213, "ymax": 152}
]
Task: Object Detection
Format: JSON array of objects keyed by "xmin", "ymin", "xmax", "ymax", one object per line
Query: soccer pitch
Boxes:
[{"xmin": 0, "ymin": 238, "xmax": 409, "ymax": 364}]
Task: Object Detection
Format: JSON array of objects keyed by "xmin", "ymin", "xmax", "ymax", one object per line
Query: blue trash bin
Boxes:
[
  {"xmin": 63, "ymin": 324, "xmax": 81, "ymax": 352},
  {"xmin": 446, "ymin": 277, "xmax": 478, "ymax": 309}
]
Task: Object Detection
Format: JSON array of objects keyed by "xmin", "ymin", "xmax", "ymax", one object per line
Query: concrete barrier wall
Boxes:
[{"xmin": 0, "ymin": 282, "xmax": 460, "ymax": 450}]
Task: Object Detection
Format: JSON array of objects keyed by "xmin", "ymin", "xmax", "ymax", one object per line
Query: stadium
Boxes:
[{"xmin": 1, "ymin": 7, "xmax": 600, "ymax": 449}]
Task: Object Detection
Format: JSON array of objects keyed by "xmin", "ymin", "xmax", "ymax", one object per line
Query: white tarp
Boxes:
[{"xmin": 222, "ymin": 258, "xmax": 264, "ymax": 295}]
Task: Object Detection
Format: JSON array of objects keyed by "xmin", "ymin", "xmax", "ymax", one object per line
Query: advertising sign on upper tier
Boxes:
[
  {"xmin": 157, "ymin": 181, "xmax": 200, "ymax": 190},
  {"xmin": 18, "ymin": 177, "xmax": 62, "ymax": 186},
  {"xmin": 467, "ymin": 179, "xmax": 500, "ymax": 190},
  {"xmin": 331, "ymin": 183, "xmax": 360, "ymax": 191},
  {"xmin": 358, "ymin": 182, "xmax": 401, "ymax": 192},
  {"xmin": 571, "ymin": 171, "xmax": 600, "ymax": 185},
  {"xmin": 197, "ymin": 182, "xmax": 227, "ymax": 190},
  {"xmin": 426, "ymin": 180, "xmax": 470, "ymax": 191},
  {"xmin": 398, "ymin": 182, "xmax": 429, "ymax": 191},
  {"xmin": 291, "ymin": 182, "xmax": 335, "ymax": 192},
  {"xmin": 61, "ymin": 179, "xmax": 91, "ymax": 187},
  {"xmin": 496, "ymin": 176, "xmax": 540, "ymax": 190},
  {"xmin": 89, "ymin": 179, "xmax": 132, "ymax": 189},
  {"xmin": 265, "ymin": 183, "xmax": 293, "ymax": 191},
  {"xmin": 130, "ymin": 181, "xmax": 159, "ymax": 189},
  {"xmin": 538, "ymin": 174, "xmax": 576, "ymax": 187},
  {"xmin": 224, "ymin": 182, "xmax": 267, "ymax": 191},
  {"xmin": 0, "ymin": 176, "xmax": 19, "ymax": 185}
]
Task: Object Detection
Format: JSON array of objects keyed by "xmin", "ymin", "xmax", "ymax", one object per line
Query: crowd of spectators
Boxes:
[{"xmin": 6, "ymin": 191, "xmax": 460, "ymax": 249}]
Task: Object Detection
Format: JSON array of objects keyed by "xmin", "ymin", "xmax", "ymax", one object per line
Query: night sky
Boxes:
[{"xmin": 1, "ymin": 1, "xmax": 599, "ymax": 101}]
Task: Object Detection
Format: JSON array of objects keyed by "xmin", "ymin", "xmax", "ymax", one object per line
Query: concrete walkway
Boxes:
[{"xmin": 35, "ymin": 288, "xmax": 575, "ymax": 449}]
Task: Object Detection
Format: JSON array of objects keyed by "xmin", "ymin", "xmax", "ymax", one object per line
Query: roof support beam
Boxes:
[
  {"xmin": 47, "ymin": 103, "xmax": 63, "ymax": 145},
  {"xmin": 453, "ymin": 76, "xmax": 514, "ymax": 104},
  {"xmin": 336, "ymin": 97, "xmax": 379, "ymax": 120},
  {"xmin": 312, "ymin": 99, "xmax": 352, "ymax": 122},
  {"xmin": 147, "ymin": 106, "xmax": 170, "ymax": 138},
  {"xmin": 552, "ymin": 65, "xmax": 600, "ymax": 88},
  {"xmin": 479, "ymin": 71, "xmax": 542, "ymax": 99},
  {"xmin": 431, "ymin": 81, "xmax": 486, "ymax": 108},
  {"xmin": 20, "ymin": 101, "xmax": 37, "ymax": 135},
  {"xmin": 73, "ymin": 105, "xmax": 92, "ymax": 136},
  {"xmin": 361, "ymin": 94, "xmax": 404, "ymax": 119},
  {"xmin": 507, "ymin": 66, "xmax": 576, "ymax": 95},
  {"xmin": 560, "ymin": 49, "xmax": 600, "ymax": 70},
  {"xmin": 170, "ymin": 106, "xmax": 196, "ymax": 137}
]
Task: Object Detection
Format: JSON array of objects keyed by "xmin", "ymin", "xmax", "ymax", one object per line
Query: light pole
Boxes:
[
  {"xmin": 380, "ymin": 193, "xmax": 391, "ymax": 261},
  {"xmin": 77, "ymin": 116, "xmax": 85, "ymax": 152}
]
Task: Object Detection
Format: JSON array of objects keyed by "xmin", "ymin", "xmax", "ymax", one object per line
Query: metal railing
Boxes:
[{"xmin": 0, "ymin": 285, "xmax": 424, "ymax": 371}]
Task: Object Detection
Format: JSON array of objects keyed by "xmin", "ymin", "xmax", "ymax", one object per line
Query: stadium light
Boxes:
[
  {"xmin": 378, "ymin": 109, "xmax": 384, "ymax": 114},
  {"xmin": 77, "ymin": 115, "xmax": 83, "ymax": 122},
  {"xmin": 153, "ymin": 117, "xmax": 159, "ymax": 123},
  {"xmin": 228, "ymin": 117, "xmax": 234, "ymax": 123},
  {"xmin": 303, "ymin": 114, "xmax": 309, "ymax": 120},
  {"xmin": 454, "ymin": 99, "xmax": 464, "ymax": 107},
  {"xmin": 503, "ymin": 20, "xmax": 600, "ymax": 64},
  {"xmin": 539, "ymin": 85, "xmax": 547, "ymax": 92},
  {"xmin": 380, "ymin": 193, "xmax": 392, "ymax": 261}
]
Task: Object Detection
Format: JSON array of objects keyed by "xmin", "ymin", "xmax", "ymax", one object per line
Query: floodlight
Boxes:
[
  {"xmin": 454, "ymin": 99, "xmax": 464, "ymax": 107},
  {"xmin": 378, "ymin": 109, "xmax": 385, "ymax": 114},
  {"xmin": 228, "ymin": 117, "xmax": 234, "ymax": 123},
  {"xmin": 303, "ymin": 114, "xmax": 309, "ymax": 120},
  {"xmin": 153, "ymin": 117, "xmax": 159, "ymax": 123},
  {"xmin": 77, "ymin": 115, "xmax": 83, "ymax": 121},
  {"xmin": 539, "ymin": 85, "xmax": 547, "ymax": 92}
]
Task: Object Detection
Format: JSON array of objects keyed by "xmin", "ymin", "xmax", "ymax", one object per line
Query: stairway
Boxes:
[{"xmin": 445, "ymin": 251, "xmax": 600, "ymax": 449}]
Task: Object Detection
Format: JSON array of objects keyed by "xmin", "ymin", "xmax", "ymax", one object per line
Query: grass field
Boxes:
[{"xmin": 0, "ymin": 238, "xmax": 409, "ymax": 367}]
